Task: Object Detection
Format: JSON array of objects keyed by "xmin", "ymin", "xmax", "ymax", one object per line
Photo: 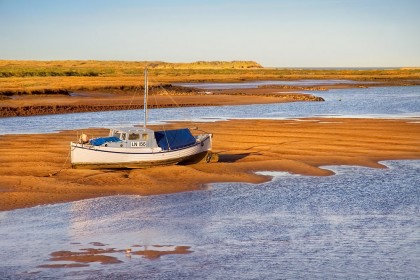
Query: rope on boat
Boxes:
[
  {"xmin": 148, "ymin": 73, "xmax": 201, "ymax": 150},
  {"xmin": 45, "ymin": 149, "xmax": 71, "ymax": 177},
  {"xmin": 149, "ymin": 74, "xmax": 199, "ymax": 130},
  {"xmin": 150, "ymin": 92, "xmax": 171, "ymax": 150},
  {"xmin": 124, "ymin": 84, "xmax": 142, "ymax": 127}
]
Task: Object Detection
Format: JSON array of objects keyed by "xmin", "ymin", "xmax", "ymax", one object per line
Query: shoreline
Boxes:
[
  {"xmin": 1, "ymin": 81, "xmax": 418, "ymax": 118},
  {"xmin": 1, "ymin": 118, "xmax": 419, "ymax": 211},
  {"xmin": 0, "ymin": 91, "xmax": 323, "ymax": 118},
  {"xmin": 0, "ymin": 85, "xmax": 326, "ymax": 118}
]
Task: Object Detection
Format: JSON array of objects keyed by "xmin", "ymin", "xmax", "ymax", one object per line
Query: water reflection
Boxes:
[{"xmin": 0, "ymin": 160, "xmax": 418, "ymax": 279}]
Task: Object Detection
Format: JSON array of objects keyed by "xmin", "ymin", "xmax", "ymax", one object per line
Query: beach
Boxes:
[{"xmin": 1, "ymin": 118, "xmax": 419, "ymax": 211}]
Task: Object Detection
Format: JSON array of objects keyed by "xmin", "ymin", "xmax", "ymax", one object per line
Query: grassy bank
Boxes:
[
  {"xmin": 0, "ymin": 60, "xmax": 263, "ymax": 77},
  {"xmin": 1, "ymin": 60, "xmax": 420, "ymax": 95}
]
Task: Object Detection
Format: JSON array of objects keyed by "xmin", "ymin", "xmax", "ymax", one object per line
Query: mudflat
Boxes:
[
  {"xmin": 2, "ymin": 59, "xmax": 420, "ymax": 117},
  {"xmin": 1, "ymin": 118, "xmax": 419, "ymax": 211},
  {"xmin": 2, "ymin": 81, "xmax": 411, "ymax": 117},
  {"xmin": 0, "ymin": 88, "xmax": 324, "ymax": 117}
]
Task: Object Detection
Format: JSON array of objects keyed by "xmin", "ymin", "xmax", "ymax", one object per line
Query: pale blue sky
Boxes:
[{"xmin": 1, "ymin": 0, "xmax": 419, "ymax": 67}]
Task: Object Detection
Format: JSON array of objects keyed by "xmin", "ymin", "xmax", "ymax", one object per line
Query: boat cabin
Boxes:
[
  {"xmin": 106, "ymin": 127, "xmax": 159, "ymax": 149},
  {"xmin": 88, "ymin": 126, "xmax": 198, "ymax": 152}
]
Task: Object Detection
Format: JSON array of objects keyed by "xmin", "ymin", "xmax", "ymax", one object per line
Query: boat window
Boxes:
[
  {"xmin": 121, "ymin": 133, "xmax": 126, "ymax": 140},
  {"xmin": 114, "ymin": 132, "xmax": 121, "ymax": 139},
  {"xmin": 142, "ymin": 133, "xmax": 149, "ymax": 140},
  {"xmin": 128, "ymin": 133, "xmax": 140, "ymax": 140}
]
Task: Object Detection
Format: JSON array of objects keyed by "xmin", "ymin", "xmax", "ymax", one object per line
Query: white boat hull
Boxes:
[{"xmin": 71, "ymin": 135, "xmax": 212, "ymax": 169}]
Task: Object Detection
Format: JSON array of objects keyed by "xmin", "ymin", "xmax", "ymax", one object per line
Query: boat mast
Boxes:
[{"xmin": 143, "ymin": 68, "xmax": 148, "ymax": 128}]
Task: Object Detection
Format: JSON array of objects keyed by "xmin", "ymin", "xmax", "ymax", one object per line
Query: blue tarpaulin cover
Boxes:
[
  {"xmin": 154, "ymin": 129, "xmax": 196, "ymax": 150},
  {"xmin": 89, "ymin": 136, "xmax": 121, "ymax": 146}
]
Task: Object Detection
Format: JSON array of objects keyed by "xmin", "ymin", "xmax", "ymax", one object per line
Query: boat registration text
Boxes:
[{"xmin": 131, "ymin": 141, "xmax": 147, "ymax": 147}]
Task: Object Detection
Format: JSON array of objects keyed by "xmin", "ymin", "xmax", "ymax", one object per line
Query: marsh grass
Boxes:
[
  {"xmin": 1, "ymin": 60, "xmax": 419, "ymax": 95},
  {"xmin": 0, "ymin": 60, "xmax": 262, "ymax": 77}
]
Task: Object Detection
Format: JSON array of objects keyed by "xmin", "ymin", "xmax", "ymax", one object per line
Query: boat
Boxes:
[{"xmin": 70, "ymin": 69, "xmax": 214, "ymax": 169}]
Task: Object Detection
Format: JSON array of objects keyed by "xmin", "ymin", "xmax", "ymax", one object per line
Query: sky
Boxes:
[{"xmin": 1, "ymin": 0, "xmax": 419, "ymax": 67}]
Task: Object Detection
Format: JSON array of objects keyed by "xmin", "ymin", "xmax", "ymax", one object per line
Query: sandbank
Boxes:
[
  {"xmin": 0, "ymin": 87, "xmax": 323, "ymax": 117},
  {"xmin": 37, "ymin": 245, "xmax": 192, "ymax": 268},
  {"xmin": 1, "ymin": 118, "xmax": 419, "ymax": 211},
  {"xmin": 1, "ymin": 80, "xmax": 417, "ymax": 118}
]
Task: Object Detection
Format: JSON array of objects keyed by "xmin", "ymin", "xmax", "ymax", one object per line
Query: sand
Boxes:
[
  {"xmin": 1, "ymin": 118, "xmax": 419, "ymax": 211},
  {"xmin": 0, "ymin": 88, "xmax": 324, "ymax": 117},
  {"xmin": 37, "ymin": 245, "xmax": 193, "ymax": 267},
  {"xmin": 2, "ymin": 81, "xmax": 413, "ymax": 118}
]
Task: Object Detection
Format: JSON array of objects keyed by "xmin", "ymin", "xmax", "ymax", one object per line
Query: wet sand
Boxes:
[
  {"xmin": 0, "ymin": 88, "xmax": 323, "ymax": 117},
  {"xmin": 2, "ymin": 81, "xmax": 416, "ymax": 118},
  {"xmin": 37, "ymin": 245, "xmax": 193, "ymax": 268},
  {"xmin": 1, "ymin": 118, "xmax": 419, "ymax": 211}
]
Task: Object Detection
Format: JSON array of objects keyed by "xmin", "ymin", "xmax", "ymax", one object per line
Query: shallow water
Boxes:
[
  {"xmin": 0, "ymin": 160, "xmax": 419, "ymax": 279},
  {"xmin": 174, "ymin": 79, "xmax": 366, "ymax": 89},
  {"xmin": 1, "ymin": 85, "xmax": 419, "ymax": 135},
  {"xmin": 1, "ymin": 82, "xmax": 419, "ymax": 279}
]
